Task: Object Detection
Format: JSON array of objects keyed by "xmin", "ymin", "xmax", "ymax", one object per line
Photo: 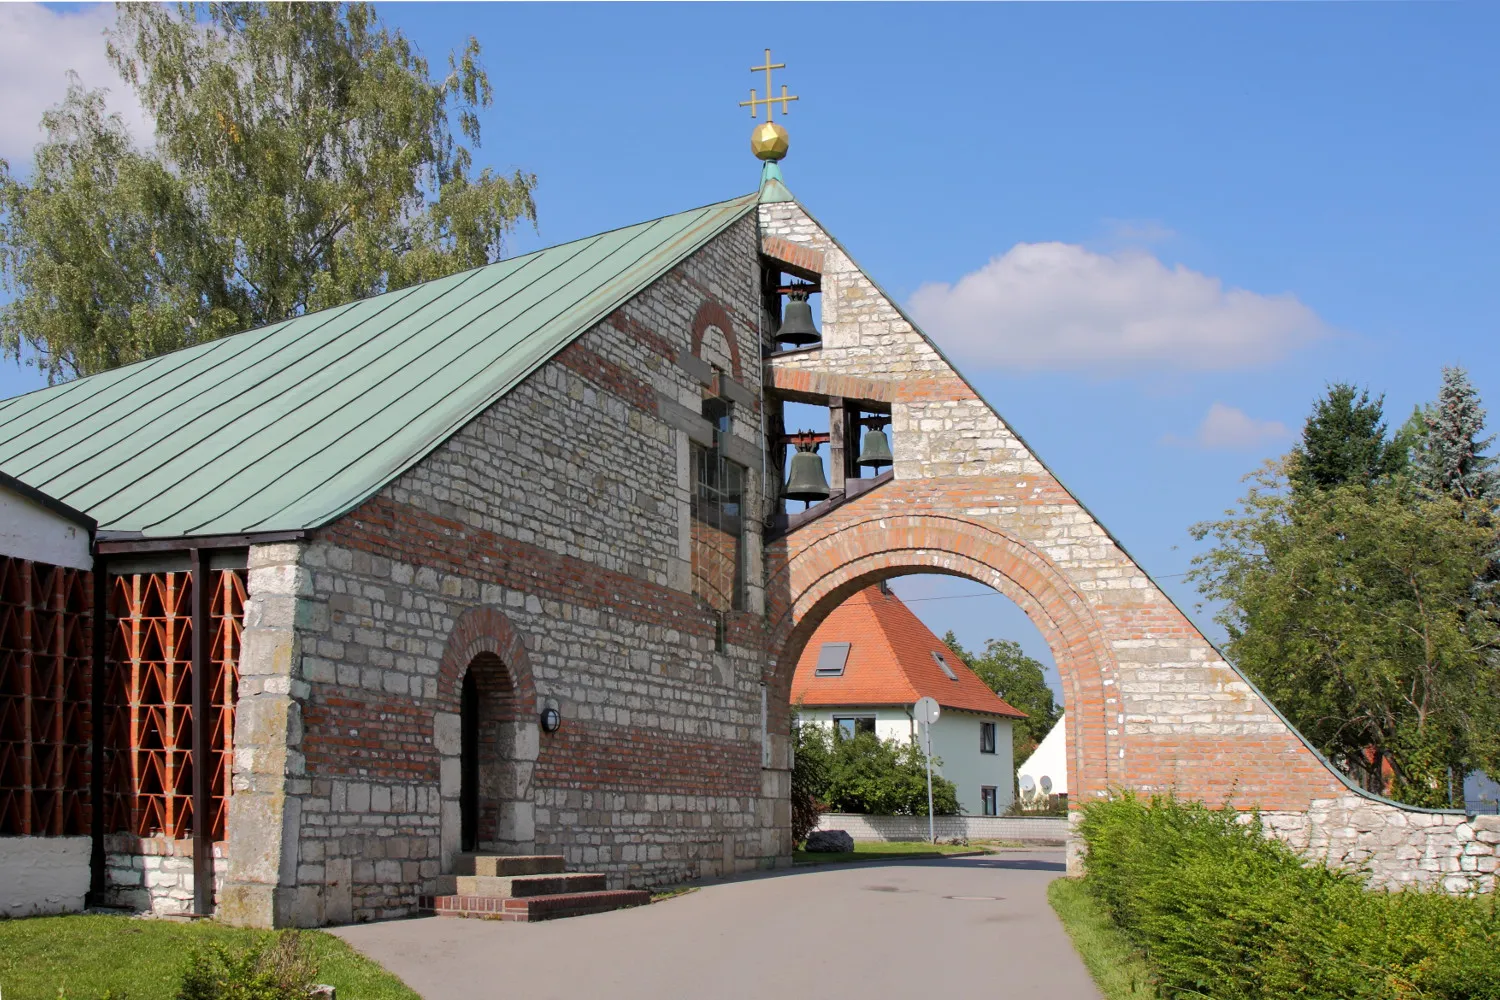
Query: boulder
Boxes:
[{"xmin": 804, "ymin": 830, "xmax": 855, "ymax": 853}]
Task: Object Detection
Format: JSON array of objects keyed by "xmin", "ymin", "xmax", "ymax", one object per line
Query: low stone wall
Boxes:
[
  {"xmin": 104, "ymin": 835, "xmax": 227, "ymax": 916},
  {"xmin": 1265, "ymin": 796, "xmax": 1498, "ymax": 894},
  {"xmin": 0, "ymin": 835, "xmax": 91, "ymax": 917},
  {"xmin": 815, "ymin": 813, "xmax": 1068, "ymax": 845}
]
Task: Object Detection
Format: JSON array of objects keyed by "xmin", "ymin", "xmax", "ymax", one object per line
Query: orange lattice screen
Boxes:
[
  {"xmin": 105, "ymin": 568, "xmax": 244, "ymax": 840},
  {"xmin": 0, "ymin": 556, "xmax": 92, "ymax": 836}
]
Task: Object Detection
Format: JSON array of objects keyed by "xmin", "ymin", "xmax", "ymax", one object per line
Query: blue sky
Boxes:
[{"xmin": 2, "ymin": 3, "xmax": 1496, "ymax": 696}]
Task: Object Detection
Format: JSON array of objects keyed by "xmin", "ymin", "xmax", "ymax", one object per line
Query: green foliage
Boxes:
[
  {"xmin": 1076, "ymin": 795, "xmax": 1500, "ymax": 1000},
  {"xmin": 792, "ymin": 722, "xmax": 958, "ymax": 818},
  {"xmin": 943, "ymin": 630, "xmax": 1059, "ymax": 761},
  {"xmin": 1289, "ymin": 383, "xmax": 1403, "ymax": 493},
  {"xmin": 1192, "ymin": 465, "xmax": 1500, "ymax": 803},
  {"xmin": 790, "ymin": 714, "xmax": 829, "ymax": 844},
  {"xmin": 177, "ymin": 933, "xmax": 317, "ymax": 1000},
  {"xmin": 0, "ymin": 2, "xmax": 536, "ymax": 382},
  {"xmin": 1414, "ymin": 366, "xmax": 1499, "ymax": 503},
  {"xmin": 1192, "ymin": 372, "xmax": 1500, "ymax": 806}
]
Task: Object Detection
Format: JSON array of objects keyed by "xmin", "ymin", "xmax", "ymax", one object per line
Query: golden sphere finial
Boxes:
[{"xmin": 752, "ymin": 121, "xmax": 789, "ymax": 162}]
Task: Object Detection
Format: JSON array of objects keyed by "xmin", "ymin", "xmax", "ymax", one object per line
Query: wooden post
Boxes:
[
  {"xmin": 88, "ymin": 558, "xmax": 106, "ymax": 904},
  {"xmin": 190, "ymin": 549, "xmax": 213, "ymax": 916},
  {"xmin": 827, "ymin": 400, "xmax": 847, "ymax": 494}
]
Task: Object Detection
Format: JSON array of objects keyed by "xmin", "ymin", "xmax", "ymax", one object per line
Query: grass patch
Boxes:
[
  {"xmin": 792, "ymin": 841, "xmax": 981, "ymax": 865},
  {"xmin": 1047, "ymin": 878, "xmax": 1156, "ymax": 1000},
  {"xmin": 0, "ymin": 915, "xmax": 419, "ymax": 1000},
  {"xmin": 649, "ymin": 886, "xmax": 699, "ymax": 903}
]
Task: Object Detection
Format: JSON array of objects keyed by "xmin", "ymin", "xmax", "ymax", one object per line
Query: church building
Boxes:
[{"xmin": 2, "ymin": 59, "xmax": 1493, "ymax": 927}]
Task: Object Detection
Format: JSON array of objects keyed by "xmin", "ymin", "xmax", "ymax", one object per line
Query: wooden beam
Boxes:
[
  {"xmin": 190, "ymin": 548, "xmax": 213, "ymax": 916},
  {"xmin": 87, "ymin": 556, "xmax": 106, "ymax": 905},
  {"xmin": 827, "ymin": 401, "xmax": 847, "ymax": 493}
]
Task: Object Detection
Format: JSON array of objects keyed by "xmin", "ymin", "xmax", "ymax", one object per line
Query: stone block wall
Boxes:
[
  {"xmin": 222, "ymin": 215, "xmax": 793, "ymax": 926},
  {"xmin": 814, "ymin": 813, "xmax": 1069, "ymax": 845},
  {"xmin": 102, "ymin": 834, "xmax": 228, "ymax": 915},
  {"xmin": 757, "ymin": 198, "xmax": 1485, "ymax": 892}
]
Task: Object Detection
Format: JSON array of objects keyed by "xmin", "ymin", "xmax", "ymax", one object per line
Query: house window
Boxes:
[
  {"xmin": 931, "ymin": 650, "xmax": 958, "ymax": 681},
  {"xmin": 814, "ymin": 641, "xmax": 851, "ymax": 677},
  {"xmin": 981, "ymin": 786, "xmax": 998, "ymax": 816},
  {"xmin": 689, "ymin": 443, "xmax": 745, "ymax": 613},
  {"xmin": 833, "ymin": 716, "xmax": 876, "ymax": 739},
  {"xmin": 980, "ymin": 722, "xmax": 997, "ymax": 754}
]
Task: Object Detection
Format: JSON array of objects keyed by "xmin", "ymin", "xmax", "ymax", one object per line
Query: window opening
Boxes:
[
  {"xmin": 834, "ymin": 716, "xmax": 876, "ymax": 739},
  {"xmin": 931, "ymin": 650, "xmax": 958, "ymax": 681},
  {"xmin": 981, "ymin": 786, "xmax": 999, "ymax": 816},
  {"xmin": 980, "ymin": 722, "xmax": 997, "ymax": 754},
  {"xmin": 813, "ymin": 641, "xmax": 850, "ymax": 677},
  {"xmin": 690, "ymin": 374, "xmax": 746, "ymax": 614}
]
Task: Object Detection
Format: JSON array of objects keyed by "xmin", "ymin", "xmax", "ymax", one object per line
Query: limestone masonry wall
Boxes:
[
  {"xmin": 220, "ymin": 215, "xmax": 793, "ymax": 926},
  {"xmin": 756, "ymin": 200, "xmax": 1487, "ymax": 893}
]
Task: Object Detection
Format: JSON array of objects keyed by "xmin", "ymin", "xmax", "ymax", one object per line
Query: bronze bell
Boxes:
[
  {"xmin": 784, "ymin": 443, "xmax": 830, "ymax": 502},
  {"xmin": 776, "ymin": 291, "xmax": 820, "ymax": 347},
  {"xmin": 857, "ymin": 426, "xmax": 893, "ymax": 468}
]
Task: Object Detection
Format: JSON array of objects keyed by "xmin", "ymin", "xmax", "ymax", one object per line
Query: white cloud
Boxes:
[
  {"xmin": 0, "ymin": 4, "xmax": 151, "ymax": 164},
  {"xmin": 907, "ymin": 242, "xmax": 1328, "ymax": 373},
  {"xmin": 1165, "ymin": 403, "xmax": 1290, "ymax": 451}
]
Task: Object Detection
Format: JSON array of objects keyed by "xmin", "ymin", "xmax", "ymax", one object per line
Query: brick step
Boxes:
[
  {"xmin": 453, "ymin": 854, "xmax": 567, "ymax": 877},
  {"xmin": 430, "ymin": 889, "xmax": 651, "ymax": 922},
  {"xmin": 432, "ymin": 872, "xmax": 607, "ymax": 898}
]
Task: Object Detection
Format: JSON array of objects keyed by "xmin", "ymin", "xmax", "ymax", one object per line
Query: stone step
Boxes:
[
  {"xmin": 452, "ymin": 854, "xmax": 567, "ymax": 877},
  {"xmin": 429, "ymin": 889, "xmax": 651, "ymax": 922},
  {"xmin": 435, "ymin": 872, "xmax": 606, "ymax": 898}
]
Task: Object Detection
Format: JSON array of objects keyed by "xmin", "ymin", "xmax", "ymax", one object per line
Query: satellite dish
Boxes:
[
  {"xmin": 914, "ymin": 696, "xmax": 941, "ymax": 725},
  {"xmin": 1039, "ymin": 775, "xmax": 1053, "ymax": 795},
  {"xmin": 1019, "ymin": 775, "xmax": 1036, "ymax": 795}
]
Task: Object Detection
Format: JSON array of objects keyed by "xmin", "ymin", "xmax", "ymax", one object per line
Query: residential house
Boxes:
[{"xmin": 790, "ymin": 583, "xmax": 1027, "ymax": 816}]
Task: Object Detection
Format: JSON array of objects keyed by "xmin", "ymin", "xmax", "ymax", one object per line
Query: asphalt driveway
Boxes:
[{"xmin": 334, "ymin": 849, "xmax": 1101, "ymax": 1000}]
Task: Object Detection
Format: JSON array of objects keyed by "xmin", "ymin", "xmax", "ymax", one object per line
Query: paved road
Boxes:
[{"xmin": 335, "ymin": 849, "xmax": 1101, "ymax": 1000}]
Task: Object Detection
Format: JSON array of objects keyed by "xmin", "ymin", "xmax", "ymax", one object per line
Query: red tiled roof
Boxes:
[{"xmin": 790, "ymin": 585, "xmax": 1027, "ymax": 719}]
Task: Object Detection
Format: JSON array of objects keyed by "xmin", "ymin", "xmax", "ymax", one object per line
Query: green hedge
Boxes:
[{"xmin": 1076, "ymin": 796, "xmax": 1500, "ymax": 1000}]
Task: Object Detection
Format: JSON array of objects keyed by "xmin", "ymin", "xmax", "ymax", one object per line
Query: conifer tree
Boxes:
[
  {"xmin": 1288, "ymin": 383, "xmax": 1401, "ymax": 492},
  {"xmin": 1414, "ymin": 366, "xmax": 1499, "ymax": 502}
]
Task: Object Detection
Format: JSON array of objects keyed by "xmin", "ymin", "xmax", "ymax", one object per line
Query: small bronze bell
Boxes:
[
  {"xmin": 784, "ymin": 443, "xmax": 830, "ymax": 502},
  {"xmin": 776, "ymin": 291, "xmax": 820, "ymax": 347},
  {"xmin": 857, "ymin": 426, "xmax": 893, "ymax": 468}
]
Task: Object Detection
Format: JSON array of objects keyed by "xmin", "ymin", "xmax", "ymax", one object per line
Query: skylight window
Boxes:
[
  {"xmin": 931, "ymin": 650, "xmax": 958, "ymax": 681},
  {"xmin": 814, "ymin": 642, "xmax": 851, "ymax": 677}
]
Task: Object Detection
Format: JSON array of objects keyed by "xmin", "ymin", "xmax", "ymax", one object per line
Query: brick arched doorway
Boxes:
[
  {"xmin": 764, "ymin": 513, "xmax": 1122, "ymax": 851},
  {"xmin": 436, "ymin": 607, "xmax": 539, "ymax": 870}
]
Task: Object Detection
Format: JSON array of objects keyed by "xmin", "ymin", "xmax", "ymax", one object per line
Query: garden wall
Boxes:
[
  {"xmin": 0, "ymin": 835, "xmax": 90, "ymax": 917},
  {"xmin": 815, "ymin": 813, "xmax": 1068, "ymax": 844}
]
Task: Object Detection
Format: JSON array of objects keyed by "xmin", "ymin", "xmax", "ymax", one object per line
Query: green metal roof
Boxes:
[{"xmin": 0, "ymin": 193, "xmax": 757, "ymax": 539}]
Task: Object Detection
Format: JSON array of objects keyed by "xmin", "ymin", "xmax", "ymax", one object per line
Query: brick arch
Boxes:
[
  {"xmin": 437, "ymin": 605, "xmax": 537, "ymax": 718},
  {"xmin": 764, "ymin": 513, "xmax": 1121, "ymax": 801},
  {"xmin": 690, "ymin": 300, "xmax": 742, "ymax": 381}
]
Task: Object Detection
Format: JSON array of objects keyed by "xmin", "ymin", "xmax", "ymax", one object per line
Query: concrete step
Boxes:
[
  {"xmin": 447, "ymin": 873, "xmax": 606, "ymax": 898},
  {"xmin": 430, "ymin": 889, "xmax": 651, "ymax": 922},
  {"xmin": 452, "ymin": 854, "xmax": 567, "ymax": 877}
]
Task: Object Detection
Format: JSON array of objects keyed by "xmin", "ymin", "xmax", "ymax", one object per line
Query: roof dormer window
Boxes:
[
  {"xmin": 931, "ymin": 650, "xmax": 958, "ymax": 681},
  {"xmin": 815, "ymin": 641, "xmax": 851, "ymax": 677}
]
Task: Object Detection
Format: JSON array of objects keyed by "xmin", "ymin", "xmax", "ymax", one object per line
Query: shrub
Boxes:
[
  {"xmin": 177, "ymin": 932, "xmax": 319, "ymax": 1000},
  {"xmin": 791, "ymin": 717, "xmax": 830, "ymax": 844},
  {"xmin": 1076, "ymin": 795, "xmax": 1500, "ymax": 1000},
  {"xmin": 793, "ymin": 722, "xmax": 959, "ymax": 819}
]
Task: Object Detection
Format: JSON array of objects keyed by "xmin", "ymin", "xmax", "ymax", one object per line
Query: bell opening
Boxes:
[{"xmin": 775, "ymin": 289, "xmax": 821, "ymax": 348}]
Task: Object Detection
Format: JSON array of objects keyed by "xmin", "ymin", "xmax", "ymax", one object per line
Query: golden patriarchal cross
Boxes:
[{"xmin": 740, "ymin": 48, "xmax": 799, "ymax": 120}]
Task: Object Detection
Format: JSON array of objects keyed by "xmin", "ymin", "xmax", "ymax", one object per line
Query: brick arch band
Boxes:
[
  {"xmin": 438, "ymin": 605, "xmax": 538, "ymax": 718},
  {"xmin": 764, "ymin": 513, "xmax": 1121, "ymax": 801},
  {"xmin": 691, "ymin": 300, "xmax": 742, "ymax": 381}
]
